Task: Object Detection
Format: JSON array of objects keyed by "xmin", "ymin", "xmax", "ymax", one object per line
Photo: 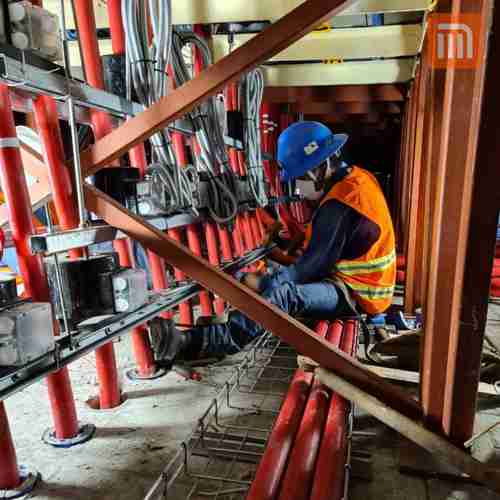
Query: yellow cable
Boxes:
[
  {"xmin": 322, "ymin": 58, "xmax": 343, "ymax": 65},
  {"xmin": 428, "ymin": 0, "xmax": 438, "ymax": 11},
  {"xmin": 313, "ymin": 23, "xmax": 332, "ymax": 33}
]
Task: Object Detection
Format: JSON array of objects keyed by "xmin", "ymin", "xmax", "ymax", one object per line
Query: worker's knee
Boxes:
[{"xmin": 268, "ymin": 281, "xmax": 303, "ymax": 316}]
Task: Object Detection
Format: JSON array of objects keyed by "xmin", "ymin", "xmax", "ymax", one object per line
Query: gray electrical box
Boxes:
[
  {"xmin": 112, "ymin": 269, "xmax": 148, "ymax": 313},
  {"xmin": 0, "ymin": 302, "xmax": 55, "ymax": 367}
]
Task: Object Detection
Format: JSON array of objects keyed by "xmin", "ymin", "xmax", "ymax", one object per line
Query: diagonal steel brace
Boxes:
[{"xmin": 85, "ymin": 183, "xmax": 421, "ymax": 421}]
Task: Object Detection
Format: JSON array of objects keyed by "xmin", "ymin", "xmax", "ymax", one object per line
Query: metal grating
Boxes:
[{"xmin": 145, "ymin": 331, "xmax": 362, "ymax": 500}]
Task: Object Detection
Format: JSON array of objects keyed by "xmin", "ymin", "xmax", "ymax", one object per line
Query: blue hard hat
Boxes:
[{"xmin": 277, "ymin": 121, "xmax": 348, "ymax": 182}]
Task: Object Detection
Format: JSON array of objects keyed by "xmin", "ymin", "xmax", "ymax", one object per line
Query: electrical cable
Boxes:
[
  {"xmin": 240, "ymin": 68, "xmax": 268, "ymax": 207},
  {"xmin": 122, "ymin": 0, "xmax": 195, "ymax": 213},
  {"xmin": 171, "ymin": 30, "xmax": 238, "ymax": 224}
]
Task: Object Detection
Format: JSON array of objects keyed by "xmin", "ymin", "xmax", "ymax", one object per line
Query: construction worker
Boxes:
[{"xmin": 152, "ymin": 121, "xmax": 396, "ymax": 366}]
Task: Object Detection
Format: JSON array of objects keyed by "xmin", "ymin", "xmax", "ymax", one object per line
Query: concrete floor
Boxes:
[{"xmin": 4, "ymin": 304, "xmax": 500, "ymax": 499}]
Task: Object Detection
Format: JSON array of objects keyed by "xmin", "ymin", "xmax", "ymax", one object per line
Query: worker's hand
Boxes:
[
  {"xmin": 262, "ymin": 221, "xmax": 284, "ymax": 247},
  {"xmin": 242, "ymin": 272, "xmax": 262, "ymax": 292}
]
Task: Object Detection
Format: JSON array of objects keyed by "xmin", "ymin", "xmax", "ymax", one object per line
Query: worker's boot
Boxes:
[{"xmin": 149, "ymin": 318, "xmax": 202, "ymax": 369}]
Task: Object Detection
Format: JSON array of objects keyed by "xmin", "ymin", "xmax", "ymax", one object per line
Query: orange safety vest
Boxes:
[{"xmin": 304, "ymin": 166, "xmax": 396, "ymax": 314}]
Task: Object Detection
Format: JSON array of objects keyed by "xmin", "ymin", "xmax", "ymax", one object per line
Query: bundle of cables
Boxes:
[
  {"xmin": 122, "ymin": 0, "xmax": 238, "ymax": 223},
  {"xmin": 170, "ymin": 30, "xmax": 238, "ymax": 224},
  {"xmin": 122, "ymin": 0, "xmax": 197, "ymax": 213},
  {"xmin": 240, "ymin": 68, "xmax": 268, "ymax": 207}
]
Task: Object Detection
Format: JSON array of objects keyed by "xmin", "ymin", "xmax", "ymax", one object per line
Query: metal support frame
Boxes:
[{"xmin": 0, "ymin": 247, "xmax": 270, "ymax": 402}]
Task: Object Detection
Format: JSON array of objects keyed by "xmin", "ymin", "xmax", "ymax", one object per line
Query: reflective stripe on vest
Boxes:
[{"xmin": 335, "ymin": 250, "xmax": 396, "ymax": 276}]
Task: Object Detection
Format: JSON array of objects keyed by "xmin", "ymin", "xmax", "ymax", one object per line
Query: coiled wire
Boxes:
[
  {"xmin": 171, "ymin": 31, "xmax": 238, "ymax": 223},
  {"xmin": 122, "ymin": 0, "xmax": 196, "ymax": 213},
  {"xmin": 240, "ymin": 68, "xmax": 268, "ymax": 207}
]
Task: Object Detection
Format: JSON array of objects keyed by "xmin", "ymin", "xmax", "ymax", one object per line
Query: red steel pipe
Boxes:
[
  {"xmin": 217, "ymin": 225, "xmax": 233, "ymax": 262},
  {"xmin": 107, "ymin": 0, "xmax": 126, "ymax": 56},
  {"xmin": 277, "ymin": 321, "xmax": 343, "ymax": 500},
  {"xmin": 72, "ymin": 0, "xmax": 114, "ymax": 139},
  {"xmin": 108, "ymin": 2, "xmax": 158, "ymax": 376},
  {"xmin": 168, "ymin": 228, "xmax": 193, "ymax": 325},
  {"xmin": 205, "ymin": 222, "xmax": 225, "ymax": 314},
  {"xmin": 247, "ymin": 370, "xmax": 313, "ymax": 500},
  {"xmin": 0, "ymin": 85, "xmax": 80, "ymax": 438},
  {"xmin": 72, "ymin": 0, "xmax": 123, "ymax": 407},
  {"xmin": 311, "ymin": 320, "xmax": 357, "ymax": 500},
  {"xmin": 0, "ymin": 402, "xmax": 19, "ymax": 489},
  {"xmin": 186, "ymin": 225, "xmax": 213, "ymax": 316},
  {"xmin": 247, "ymin": 321, "xmax": 329, "ymax": 500},
  {"xmin": 106, "ymin": 0, "xmax": 148, "ymax": 179},
  {"xmin": 172, "ymin": 131, "xmax": 214, "ymax": 316},
  {"xmin": 249, "ymin": 213, "xmax": 262, "ymax": 245},
  {"xmin": 33, "ymin": 95, "xmax": 83, "ymax": 260}
]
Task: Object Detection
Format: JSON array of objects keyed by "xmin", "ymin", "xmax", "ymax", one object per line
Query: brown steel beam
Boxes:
[
  {"xmin": 78, "ymin": 0, "xmax": 357, "ymax": 178},
  {"xmin": 442, "ymin": 0, "xmax": 498, "ymax": 443},
  {"xmin": 307, "ymin": 112, "xmax": 383, "ymax": 125},
  {"xmin": 393, "ymin": 99, "xmax": 409, "ymax": 247},
  {"xmin": 421, "ymin": 0, "xmax": 491, "ymax": 442},
  {"xmin": 404, "ymin": 57, "xmax": 429, "ymax": 313},
  {"xmin": 292, "ymin": 101, "xmax": 401, "ymax": 115},
  {"xmin": 263, "ymin": 84, "xmax": 405, "ymax": 104},
  {"xmin": 401, "ymin": 81, "xmax": 418, "ymax": 254}
]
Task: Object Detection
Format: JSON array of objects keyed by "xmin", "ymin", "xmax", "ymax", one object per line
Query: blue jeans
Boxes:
[{"xmin": 199, "ymin": 280, "xmax": 345, "ymax": 356}]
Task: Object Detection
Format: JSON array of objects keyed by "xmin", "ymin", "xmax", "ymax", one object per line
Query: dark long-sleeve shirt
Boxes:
[{"xmin": 259, "ymin": 172, "xmax": 381, "ymax": 291}]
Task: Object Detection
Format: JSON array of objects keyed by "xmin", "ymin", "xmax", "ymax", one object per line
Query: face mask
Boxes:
[{"xmin": 295, "ymin": 179, "xmax": 324, "ymax": 201}]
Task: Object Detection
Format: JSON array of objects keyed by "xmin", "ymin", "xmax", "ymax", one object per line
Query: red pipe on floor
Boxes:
[
  {"xmin": 311, "ymin": 320, "xmax": 357, "ymax": 500},
  {"xmin": 72, "ymin": 0, "xmax": 123, "ymax": 407},
  {"xmin": 0, "ymin": 86, "xmax": 80, "ymax": 439},
  {"xmin": 0, "ymin": 402, "xmax": 19, "ymax": 489},
  {"xmin": 277, "ymin": 321, "xmax": 343, "ymax": 500},
  {"xmin": 246, "ymin": 321, "xmax": 329, "ymax": 500}
]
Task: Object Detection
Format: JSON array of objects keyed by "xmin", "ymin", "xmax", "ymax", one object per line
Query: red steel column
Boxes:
[
  {"xmin": 0, "ymin": 86, "xmax": 80, "ymax": 440},
  {"xmin": 107, "ymin": 0, "xmax": 159, "ymax": 378},
  {"xmin": 72, "ymin": 0, "xmax": 123, "ymax": 408},
  {"xmin": 0, "ymin": 402, "xmax": 20, "ymax": 489}
]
